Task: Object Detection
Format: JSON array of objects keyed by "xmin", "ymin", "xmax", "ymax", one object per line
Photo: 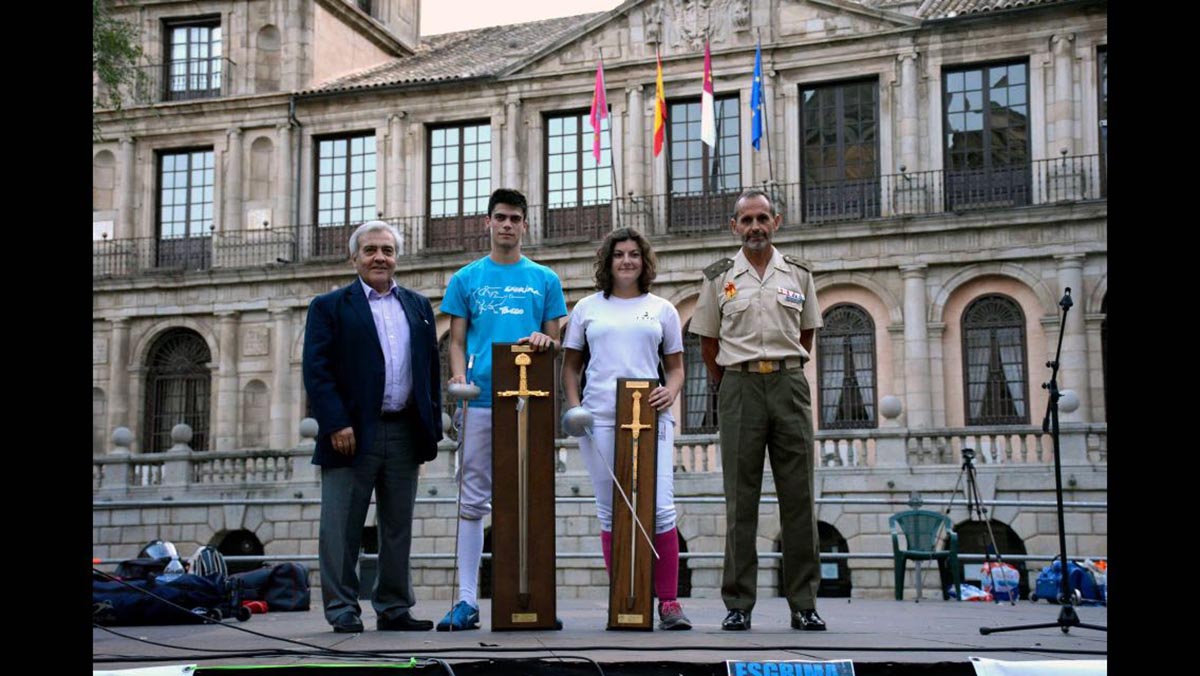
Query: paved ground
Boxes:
[{"xmin": 93, "ymin": 596, "xmax": 1107, "ymax": 673}]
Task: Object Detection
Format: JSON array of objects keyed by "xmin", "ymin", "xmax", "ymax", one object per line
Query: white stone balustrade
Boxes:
[{"xmin": 92, "ymin": 421, "xmax": 1107, "ymax": 491}]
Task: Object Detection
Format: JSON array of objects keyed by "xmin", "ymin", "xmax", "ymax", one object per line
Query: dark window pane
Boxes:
[
  {"xmin": 962, "ymin": 294, "xmax": 1029, "ymax": 425},
  {"xmin": 818, "ymin": 305, "xmax": 877, "ymax": 429}
]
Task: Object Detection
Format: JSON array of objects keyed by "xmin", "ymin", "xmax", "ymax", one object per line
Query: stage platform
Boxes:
[{"xmin": 93, "ymin": 597, "xmax": 1107, "ymax": 675}]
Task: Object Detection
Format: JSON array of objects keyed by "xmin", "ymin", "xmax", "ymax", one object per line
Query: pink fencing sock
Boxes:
[
  {"xmin": 654, "ymin": 527, "xmax": 680, "ymax": 602},
  {"xmin": 600, "ymin": 530, "xmax": 613, "ymax": 577}
]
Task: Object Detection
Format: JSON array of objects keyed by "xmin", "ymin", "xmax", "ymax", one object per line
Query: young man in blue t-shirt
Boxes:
[{"xmin": 438, "ymin": 188, "xmax": 568, "ymax": 631}]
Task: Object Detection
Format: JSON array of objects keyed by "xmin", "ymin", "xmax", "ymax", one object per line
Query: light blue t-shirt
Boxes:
[{"xmin": 441, "ymin": 256, "xmax": 567, "ymax": 407}]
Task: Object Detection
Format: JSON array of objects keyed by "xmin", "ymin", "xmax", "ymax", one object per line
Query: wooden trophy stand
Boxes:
[
  {"xmin": 490, "ymin": 343, "xmax": 558, "ymax": 630},
  {"xmin": 607, "ymin": 378, "xmax": 658, "ymax": 630}
]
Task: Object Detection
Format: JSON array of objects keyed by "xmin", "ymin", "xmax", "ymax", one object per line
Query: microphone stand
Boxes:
[{"xmin": 980, "ymin": 288, "xmax": 1106, "ymax": 635}]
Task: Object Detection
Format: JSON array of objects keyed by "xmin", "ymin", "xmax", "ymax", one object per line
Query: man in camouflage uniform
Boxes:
[{"xmin": 689, "ymin": 187, "xmax": 826, "ymax": 631}]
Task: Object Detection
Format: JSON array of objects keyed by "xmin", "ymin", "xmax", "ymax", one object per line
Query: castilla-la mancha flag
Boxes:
[{"xmin": 700, "ymin": 41, "xmax": 716, "ymax": 148}]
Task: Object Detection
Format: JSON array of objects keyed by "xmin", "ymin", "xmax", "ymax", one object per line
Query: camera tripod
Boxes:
[{"xmin": 944, "ymin": 447, "xmax": 1014, "ymax": 605}]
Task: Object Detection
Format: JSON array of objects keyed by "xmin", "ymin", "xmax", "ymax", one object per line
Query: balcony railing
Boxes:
[
  {"xmin": 122, "ymin": 58, "xmax": 237, "ymax": 105},
  {"xmin": 92, "ymin": 155, "xmax": 1105, "ymax": 278},
  {"xmin": 93, "ymin": 225, "xmax": 299, "ymax": 277},
  {"xmin": 94, "ymin": 422, "xmax": 1107, "ymax": 490}
]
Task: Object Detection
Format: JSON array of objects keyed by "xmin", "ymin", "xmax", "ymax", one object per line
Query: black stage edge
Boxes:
[{"xmin": 189, "ymin": 662, "xmax": 979, "ymax": 675}]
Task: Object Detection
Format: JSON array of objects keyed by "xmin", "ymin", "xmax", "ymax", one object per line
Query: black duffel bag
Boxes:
[{"xmin": 232, "ymin": 562, "xmax": 311, "ymax": 611}]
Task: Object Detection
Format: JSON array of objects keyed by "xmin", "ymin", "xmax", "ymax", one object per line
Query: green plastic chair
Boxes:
[{"xmin": 889, "ymin": 509, "xmax": 961, "ymax": 601}]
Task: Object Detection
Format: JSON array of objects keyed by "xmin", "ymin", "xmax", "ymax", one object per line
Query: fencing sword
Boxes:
[
  {"xmin": 444, "ymin": 355, "xmax": 479, "ymax": 632},
  {"xmin": 562, "ymin": 406, "xmax": 659, "ymax": 561},
  {"xmin": 619, "ymin": 390, "xmax": 653, "ymax": 609}
]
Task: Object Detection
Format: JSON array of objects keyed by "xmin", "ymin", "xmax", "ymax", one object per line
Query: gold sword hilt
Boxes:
[
  {"xmin": 619, "ymin": 390, "xmax": 652, "ymax": 436},
  {"xmin": 496, "ymin": 353, "xmax": 550, "ymax": 399}
]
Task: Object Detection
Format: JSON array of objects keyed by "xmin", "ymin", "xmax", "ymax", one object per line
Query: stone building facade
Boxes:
[{"xmin": 93, "ymin": 0, "xmax": 1108, "ymax": 600}]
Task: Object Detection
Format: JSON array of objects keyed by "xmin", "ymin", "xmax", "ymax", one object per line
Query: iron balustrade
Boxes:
[{"xmin": 92, "ymin": 155, "xmax": 1105, "ymax": 278}]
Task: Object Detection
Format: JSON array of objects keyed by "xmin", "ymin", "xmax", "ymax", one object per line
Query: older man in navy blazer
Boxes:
[{"xmin": 303, "ymin": 220, "xmax": 442, "ymax": 634}]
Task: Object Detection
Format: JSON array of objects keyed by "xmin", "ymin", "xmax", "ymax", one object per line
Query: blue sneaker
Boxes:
[{"xmin": 436, "ymin": 600, "xmax": 480, "ymax": 631}]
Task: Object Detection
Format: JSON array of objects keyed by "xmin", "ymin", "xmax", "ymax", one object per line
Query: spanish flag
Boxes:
[{"xmin": 653, "ymin": 50, "xmax": 667, "ymax": 157}]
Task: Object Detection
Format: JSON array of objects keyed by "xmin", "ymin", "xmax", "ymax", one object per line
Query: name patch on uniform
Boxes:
[{"xmin": 777, "ymin": 287, "xmax": 805, "ymax": 305}]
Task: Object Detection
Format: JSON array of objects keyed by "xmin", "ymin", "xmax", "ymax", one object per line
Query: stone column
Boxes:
[
  {"xmin": 898, "ymin": 53, "xmax": 919, "ymax": 173},
  {"xmin": 106, "ymin": 318, "xmax": 132, "ymax": 439},
  {"xmin": 389, "ymin": 112, "xmax": 406, "ymax": 217},
  {"xmin": 626, "ymin": 85, "xmax": 645, "ymax": 198},
  {"xmin": 214, "ymin": 312, "xmax": 241, "ymax": 450},
  {"xmin": 1050, "ymin": 34, "xmax": 1075, "ymax": 157},
  {"xmin": 1054, "ymin": 254, "xmax": 1090, "ymax": 423},
  {"xmin": 117, "ymin": 137, "xmax": 136, "ymax": 239},
  {"xmin": 927, "ymin": 323, "xmax": 947, "ymax": 427},
  {"xmin": 504, "ymin": 97, "xmax": 522, "ymax": 190},
  {"xmin": 269, "ymin": 309, "xmax": 294, "ymax": 449},
  {"xmin": 782, "ymin": 87, "xmax": 801, "ymax": 217},
  {"xmin": 224, "ymin": 128, "xmax": 244, "ymax": 231},
  {"xmin": 275, "ymin": 123, "xmax": 292, "ymax": 228},
  {"xmin": 902, "ymin": 265, "xmax": 933, "ymax": 428}
]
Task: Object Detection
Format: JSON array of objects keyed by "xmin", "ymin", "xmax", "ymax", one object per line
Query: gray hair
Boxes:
[
  {"xmin": 731, "ymin": 187, "xmax": 779, "ymax": 219},
  {"xmin": 348, "ymin": 220, "xmax": 403, "ymax": 258}
]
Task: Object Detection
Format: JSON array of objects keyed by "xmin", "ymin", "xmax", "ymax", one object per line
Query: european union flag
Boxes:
[{"xmin": 751, "ymin": 40, "xmax": 764, "ymax": 151}]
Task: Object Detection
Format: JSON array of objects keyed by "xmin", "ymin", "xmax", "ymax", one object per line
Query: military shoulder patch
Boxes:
[
  {"xmin": 703, "ymin": 258, "xmax": 735, "ymax": 280},
  {"xmin": 783, "ymin": 254, "xmax": 812, "ymax": 272}
]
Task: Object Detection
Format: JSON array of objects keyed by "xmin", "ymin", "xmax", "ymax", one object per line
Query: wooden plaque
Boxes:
[
  {"xmin": 607, "ymin": 378, "xmax": 659, "ymax": 631},
  {"xmin": 490, "ymin": 343, "xmax": 558, "ymax": 631}
]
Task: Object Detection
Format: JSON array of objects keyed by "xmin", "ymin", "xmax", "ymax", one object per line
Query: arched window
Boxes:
[
  {"xmin": 817, "ymin": 304, "xmax": 877, "ymax": 429},
  {"xmin": 144, "ymin": 329, "xmax": 212, "ymax": 451},
  {"xmin": 962, "ymin": 294, "xmax": 1029, "ymax": 426},
  {"xmin": 681, "ymin": 320, "xmax": 718, "ymax": 434}
]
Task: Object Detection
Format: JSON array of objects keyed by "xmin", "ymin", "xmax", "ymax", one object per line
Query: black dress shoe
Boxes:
[
  {"xmin": 722, "ymin": 609, "xmax": 752, "ymax": 631},
  {"xmin": 791, "ymin": 608, "xmax": 827, "ymax": 631},
  {"xmin": 331, "ymin": 613, "xmax": 364, "ymax": 633},
  {"xmin": 378, "ymin": 612, "xmax": 434, "ymax": 631}
]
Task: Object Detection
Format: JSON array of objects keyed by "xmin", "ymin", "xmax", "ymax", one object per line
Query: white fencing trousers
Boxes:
[
  {"xmin": 579, "ymin": 419, "xmax": 677, "ymax": 534},
  {"xmin": 455, "ymin": 407, "xmax": 493, "ymax": 521}
]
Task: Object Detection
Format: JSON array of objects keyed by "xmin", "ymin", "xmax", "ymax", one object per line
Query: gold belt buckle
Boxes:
[{"xmin": 757, "ymin": 360, "xmax": 775, "ymax": 374}]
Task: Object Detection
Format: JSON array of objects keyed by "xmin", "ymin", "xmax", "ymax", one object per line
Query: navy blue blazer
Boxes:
[{"xmin": 302, "ymin": 280, "xmax": 443, "ymax": 468}]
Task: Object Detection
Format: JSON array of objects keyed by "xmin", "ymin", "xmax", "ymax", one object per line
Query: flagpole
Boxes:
[
  {"xmin": 708, "ymin": 34, "xmax": 721, "ymax": 194},
  {"xmin": 659, "ymin": 48, "xmax": 670, "ymax": 229},
  {"xmin": 758, "ymin": 28, "xmax": 775, "ymax": 190},
  {"xmin": 599, "ymin": 48, "xmax": 620, "ymax": 230},
  {"xmin": 597, "ymin": 47, "xmax": 624, "ymax": 232}
]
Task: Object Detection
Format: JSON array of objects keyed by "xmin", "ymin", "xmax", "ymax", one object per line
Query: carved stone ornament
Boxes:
[
  {"xmin": 732, "ymin": 0, "xmax": 751, "ymax": 32},
  {"xmin": 243, "ymin": 326, "xmax": 270, "ymax": 357},
  {"xmin": 644, "ymin": 0, "xmax": 663, "ymax": 44},
  {"xmin": 666, "ymin": 0, "xmax": 742, "ymax": 50}
]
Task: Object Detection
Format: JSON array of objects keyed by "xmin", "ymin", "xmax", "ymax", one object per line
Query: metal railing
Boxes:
[
  {"xmin": 123, "ymin": 58, "xmax": 237, "ymax": 105},
  {"xmin": 92, "ymin": 155, "xmax": 1106, "ymax": 278}
]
